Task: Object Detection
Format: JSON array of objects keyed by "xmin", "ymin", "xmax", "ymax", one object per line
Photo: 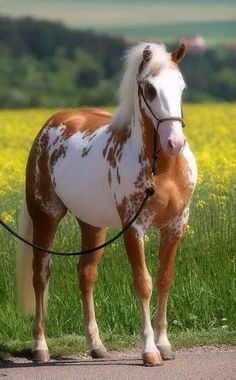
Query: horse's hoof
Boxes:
[
  {"xmin": 90, "ymin": 347, "xmax": 108, "ymax": 359},
  {"xmin": 32, "ymin": 349, "xmax": 50, "ymax": 362},
  {"xmin": 157, "ymin": 345, "xmax": 175, "ymax": 360},
  {"xmin": 143, "ymin": 352, "xmax": 163, "ymax": 367}
]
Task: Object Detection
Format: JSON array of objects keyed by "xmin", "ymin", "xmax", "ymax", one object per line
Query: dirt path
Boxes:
[{"xmin": 0, "ymin": 346, "xmax": 236, "ymax": 380}]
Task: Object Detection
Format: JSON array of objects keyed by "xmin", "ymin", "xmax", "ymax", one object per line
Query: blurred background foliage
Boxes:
[{"xmin": 0, "ymin": 15, "xmax": 235, "ymax": 108}]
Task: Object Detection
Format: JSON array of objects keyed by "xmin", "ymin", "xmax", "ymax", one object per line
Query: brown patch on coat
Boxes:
[
  {"xmin": 108, "ymin": 168, "xmax": 112, "ymax": 187},
  {"xmin": 26, "ymin": 130, "xmax": 66, "ymax": 221},
  {"xmin": 45, "ymin": 108, "xmax": 112, "ymax": 141},
  {"xmin": 116, "ymin": 167, "xmax": 121, "ymax": 184},
  {"xmin": 103, "ymin": 126, "xmax": 131, "ymax": 168},
  {"xmin": 81, "ymin": 146, "xmax": 92, "ymax": 157},
  {"xmin": 50, "ymin": 144, "xmax": 68, "ymax": 170},
  {"xmin": 26, "ymin": 108, "xmax": 112, "ymax": 220}
]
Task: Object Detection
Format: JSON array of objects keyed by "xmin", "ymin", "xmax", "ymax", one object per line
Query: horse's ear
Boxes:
[
  {"xmin": 143, "ymin": 45, "xmax": 152, "ymax": 62},
  {"xmin": 171, "ymin": 43, "xmax": 186, "ymax": 63},
  {"xmin": 138, "ymin": 45, "xmax": 152, "ymax": 75}
]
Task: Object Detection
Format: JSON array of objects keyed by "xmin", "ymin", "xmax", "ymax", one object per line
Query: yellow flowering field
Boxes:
[
  {"xmin": 0, "ymin": 104, "xmax": 235, "ymax": 194},
  {"xmin": 0, "ymin": 104, "xmax": 235, "ymax": 345},
  {"xmin": 184, "ymin": 103, "xmax": 236, "ymax": 191},
  {"xmin": 0, "ymin": 104, "xmax": 235, "ymax": 222},
  {"xmin": 0, "ymin": 103, "xmax": 234, "ymax": 226}
]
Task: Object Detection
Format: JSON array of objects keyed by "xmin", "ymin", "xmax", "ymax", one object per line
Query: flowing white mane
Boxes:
[{"xmin": 111, "ymin": 43, "xmax": 170, "ymax": 128}]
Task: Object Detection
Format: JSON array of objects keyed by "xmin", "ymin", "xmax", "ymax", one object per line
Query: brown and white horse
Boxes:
[{"xmin": 17, "ymin": 42, "xmax": 197, "ymax": 366}]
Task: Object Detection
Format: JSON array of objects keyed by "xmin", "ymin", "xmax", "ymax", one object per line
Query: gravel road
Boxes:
[{"xmin": 0, "ymin": 346, "xmax": 236, "ymax": 380}]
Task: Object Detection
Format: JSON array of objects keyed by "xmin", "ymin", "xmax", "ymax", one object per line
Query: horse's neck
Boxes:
[
  {"xmin": 130, "ymin": 98, "xmax": 155, "ymax": 168},
  {"xmin": 130, "ymin": 100, "xmax": 183, "ymax": 178}
]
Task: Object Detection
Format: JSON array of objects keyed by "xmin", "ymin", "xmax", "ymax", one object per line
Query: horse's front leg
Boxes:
[
  {"xmin": 123, "ymin": 227, "xmax": 163, "ymax": 366},
  {"xmin": 77, "ymin": 221, "xmax": 107, "ymax": 359},
  {"xmin": 155, "ymin": 209, "xmax": 188, "ymax": 360}
]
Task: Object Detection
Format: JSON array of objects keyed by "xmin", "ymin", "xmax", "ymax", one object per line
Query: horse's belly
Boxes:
[
  {"xmin": 61, "ymin": 191, "xmax": 121, "ymax": 228},
  {"xmin": 53, "ymin": 158, "xmax": 121, "ymax": 228}
]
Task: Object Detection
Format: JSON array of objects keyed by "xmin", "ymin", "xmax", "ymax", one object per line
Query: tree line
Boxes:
[{"xmin": 0, "ymin": 16, "xmax": 235, "ymax": 108}]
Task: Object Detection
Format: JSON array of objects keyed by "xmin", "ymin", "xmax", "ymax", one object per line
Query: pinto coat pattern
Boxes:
[{"xmin": 17, "ymin": 42, "xmax": 197, "ymax": 366}]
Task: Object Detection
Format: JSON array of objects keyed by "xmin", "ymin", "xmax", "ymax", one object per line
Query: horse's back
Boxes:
[{"xmin": 45, "ymin": 107, "xmax": 112, "ymax": 134}]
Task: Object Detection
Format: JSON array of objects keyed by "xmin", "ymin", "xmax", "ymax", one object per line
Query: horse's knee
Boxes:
[
  {"xmin": 33, "ymin": 254, "xmax": 51, "ymax": 290},
  {"xmin": 157, "ymin": 271, "xmax": 173, "ymax": 294},
  {"xmin": 134, "ymin": 270, "xmax": 152, "ymax": 299},
  {"xmin": 78, "ymin": 263, "xmax": 98, "ymax": 292}
]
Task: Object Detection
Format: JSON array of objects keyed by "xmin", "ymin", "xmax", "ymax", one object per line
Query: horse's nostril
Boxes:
[{"xmin": 168, "ymin": 139, "xmax": 175, "ymax": 149}]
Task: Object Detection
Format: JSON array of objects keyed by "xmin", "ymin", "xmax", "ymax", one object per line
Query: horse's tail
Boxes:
[{"xmin": 16, "ymin": 198, "xmax": 49, "ymax": 316}]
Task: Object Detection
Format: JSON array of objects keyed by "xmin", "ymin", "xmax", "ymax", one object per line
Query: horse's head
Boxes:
[{"xmin": 138, "ymin": 44, "xmax": 186, "ymax": 156}]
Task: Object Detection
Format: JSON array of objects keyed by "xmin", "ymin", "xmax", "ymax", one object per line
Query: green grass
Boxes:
[
  {"xmin": 0, "ymin": 330, "xmax": 235, "ymax": 359},
  {"xmin": 0, "ymin": 178, "xmax": 235, "ymax": 358}
]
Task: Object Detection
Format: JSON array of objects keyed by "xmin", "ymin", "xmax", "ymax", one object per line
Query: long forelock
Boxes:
[{"xmin": 111, "ymin": 43, "xmax": 170, "ymax": 128}]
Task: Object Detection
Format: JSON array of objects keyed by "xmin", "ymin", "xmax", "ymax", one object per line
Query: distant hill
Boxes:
[
  {"xmin": 0, "ymin": 15, "xmax": 235, "ymax": 108},
  {"xmin": 0, "ymin": 0, "xmax": 235, "ymax": 45}
]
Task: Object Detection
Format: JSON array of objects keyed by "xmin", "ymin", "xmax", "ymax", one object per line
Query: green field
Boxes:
[
  {"xmin": 0, "ymin": 181, "xmax": 235, "ymax": 357},
  {"xmin": 0, "ymin": 105, "xmax": 235, "ymax": 357},
  {"xmin": 0, "ymin": 0, "xmax": 235, "ymax": 45}
]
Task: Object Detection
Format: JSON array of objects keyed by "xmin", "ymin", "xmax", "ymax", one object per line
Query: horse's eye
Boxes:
[{"xmin": 145, "ymin": 82, "xmax": 157, "ymax": 101}]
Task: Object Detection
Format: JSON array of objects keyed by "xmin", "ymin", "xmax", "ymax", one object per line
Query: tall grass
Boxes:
[
  {"xmin": 0, "ymin": 104, "xmax": 235, "ymax": 353},
  {"xmin": 0, "ymin": 181, "xmax": 235, "ymax": 346}
]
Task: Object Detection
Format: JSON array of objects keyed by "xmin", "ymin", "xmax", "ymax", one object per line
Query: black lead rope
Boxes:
[
  {"xmin": 152, "ymin": 127, "xmax": 162, "ymax": 177},
  {"xmin": 0, "ymin": 186, "xmax": 155, "ymax": 256}
]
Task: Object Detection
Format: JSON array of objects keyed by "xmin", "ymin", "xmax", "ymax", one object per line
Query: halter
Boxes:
[{"xmin": 137, "ymin": 81, "xmax": 185, "ymax": 176}]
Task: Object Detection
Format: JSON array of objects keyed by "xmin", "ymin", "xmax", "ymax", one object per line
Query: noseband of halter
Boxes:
[{"xmin": 137, "ymin": 81, "xmax": 185, "ymax": 176}]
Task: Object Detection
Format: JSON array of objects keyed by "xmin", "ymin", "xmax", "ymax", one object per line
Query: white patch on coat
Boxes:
[
  {"xmin": 182, "ymin": 143, "xmax": 198, "ymax": 191},
  {"xmin": 155, "ymin": 330, "xmax": 171, "ymax": 347},
  {"xmin": 33, "ymin": 332, "xmax": 49, "ymax": 351},
  {"xmin": 160, "ymin": 206, "xmax": 189, "ymax": 238},
  {"xmin": 133, "ymin": 207, "xmax": 155, "ymax": 238},
  {"xmin": 48, "ymin": 119, "xmax": 150, "ymax": 228},
  {"xmin": 50, "ymin": 124, "xmax": 121, "ymax": 227}
]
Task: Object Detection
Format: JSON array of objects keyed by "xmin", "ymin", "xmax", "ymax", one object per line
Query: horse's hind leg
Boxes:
[
  {"xmin": 32, "ymin": 209, "xmax": 66, "ymax": 362},
  {"xmin": 77, "ymin": 220, "xmax": 107, "ymax": 359}
]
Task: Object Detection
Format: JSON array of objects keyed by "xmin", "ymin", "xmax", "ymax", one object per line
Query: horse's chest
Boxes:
[{"xmin": 154, "ymin": 147, "xmax": 197, "ymax": 227}]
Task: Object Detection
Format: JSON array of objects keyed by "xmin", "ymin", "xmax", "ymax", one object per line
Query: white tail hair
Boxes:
[{"xmin": 16, "ymin": 198, "xmax": 49, "ymax": 315}]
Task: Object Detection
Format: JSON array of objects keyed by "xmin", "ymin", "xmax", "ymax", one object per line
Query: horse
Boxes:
[{"xmin": 16, "ymin": 42, "xmax": 197, "ymax": 366}]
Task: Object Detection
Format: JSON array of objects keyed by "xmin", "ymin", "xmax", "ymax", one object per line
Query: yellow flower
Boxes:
[
  {"xmin": 0, "ymin": 212, "xmax": 14, "ymax": 224},
  {"xmin": 185, "ymin": 224, "xmax": 194, "ymax": 238},
  {"xmin": 196, "ymin": 200, "xmax": 206, "ymax": 208}
]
